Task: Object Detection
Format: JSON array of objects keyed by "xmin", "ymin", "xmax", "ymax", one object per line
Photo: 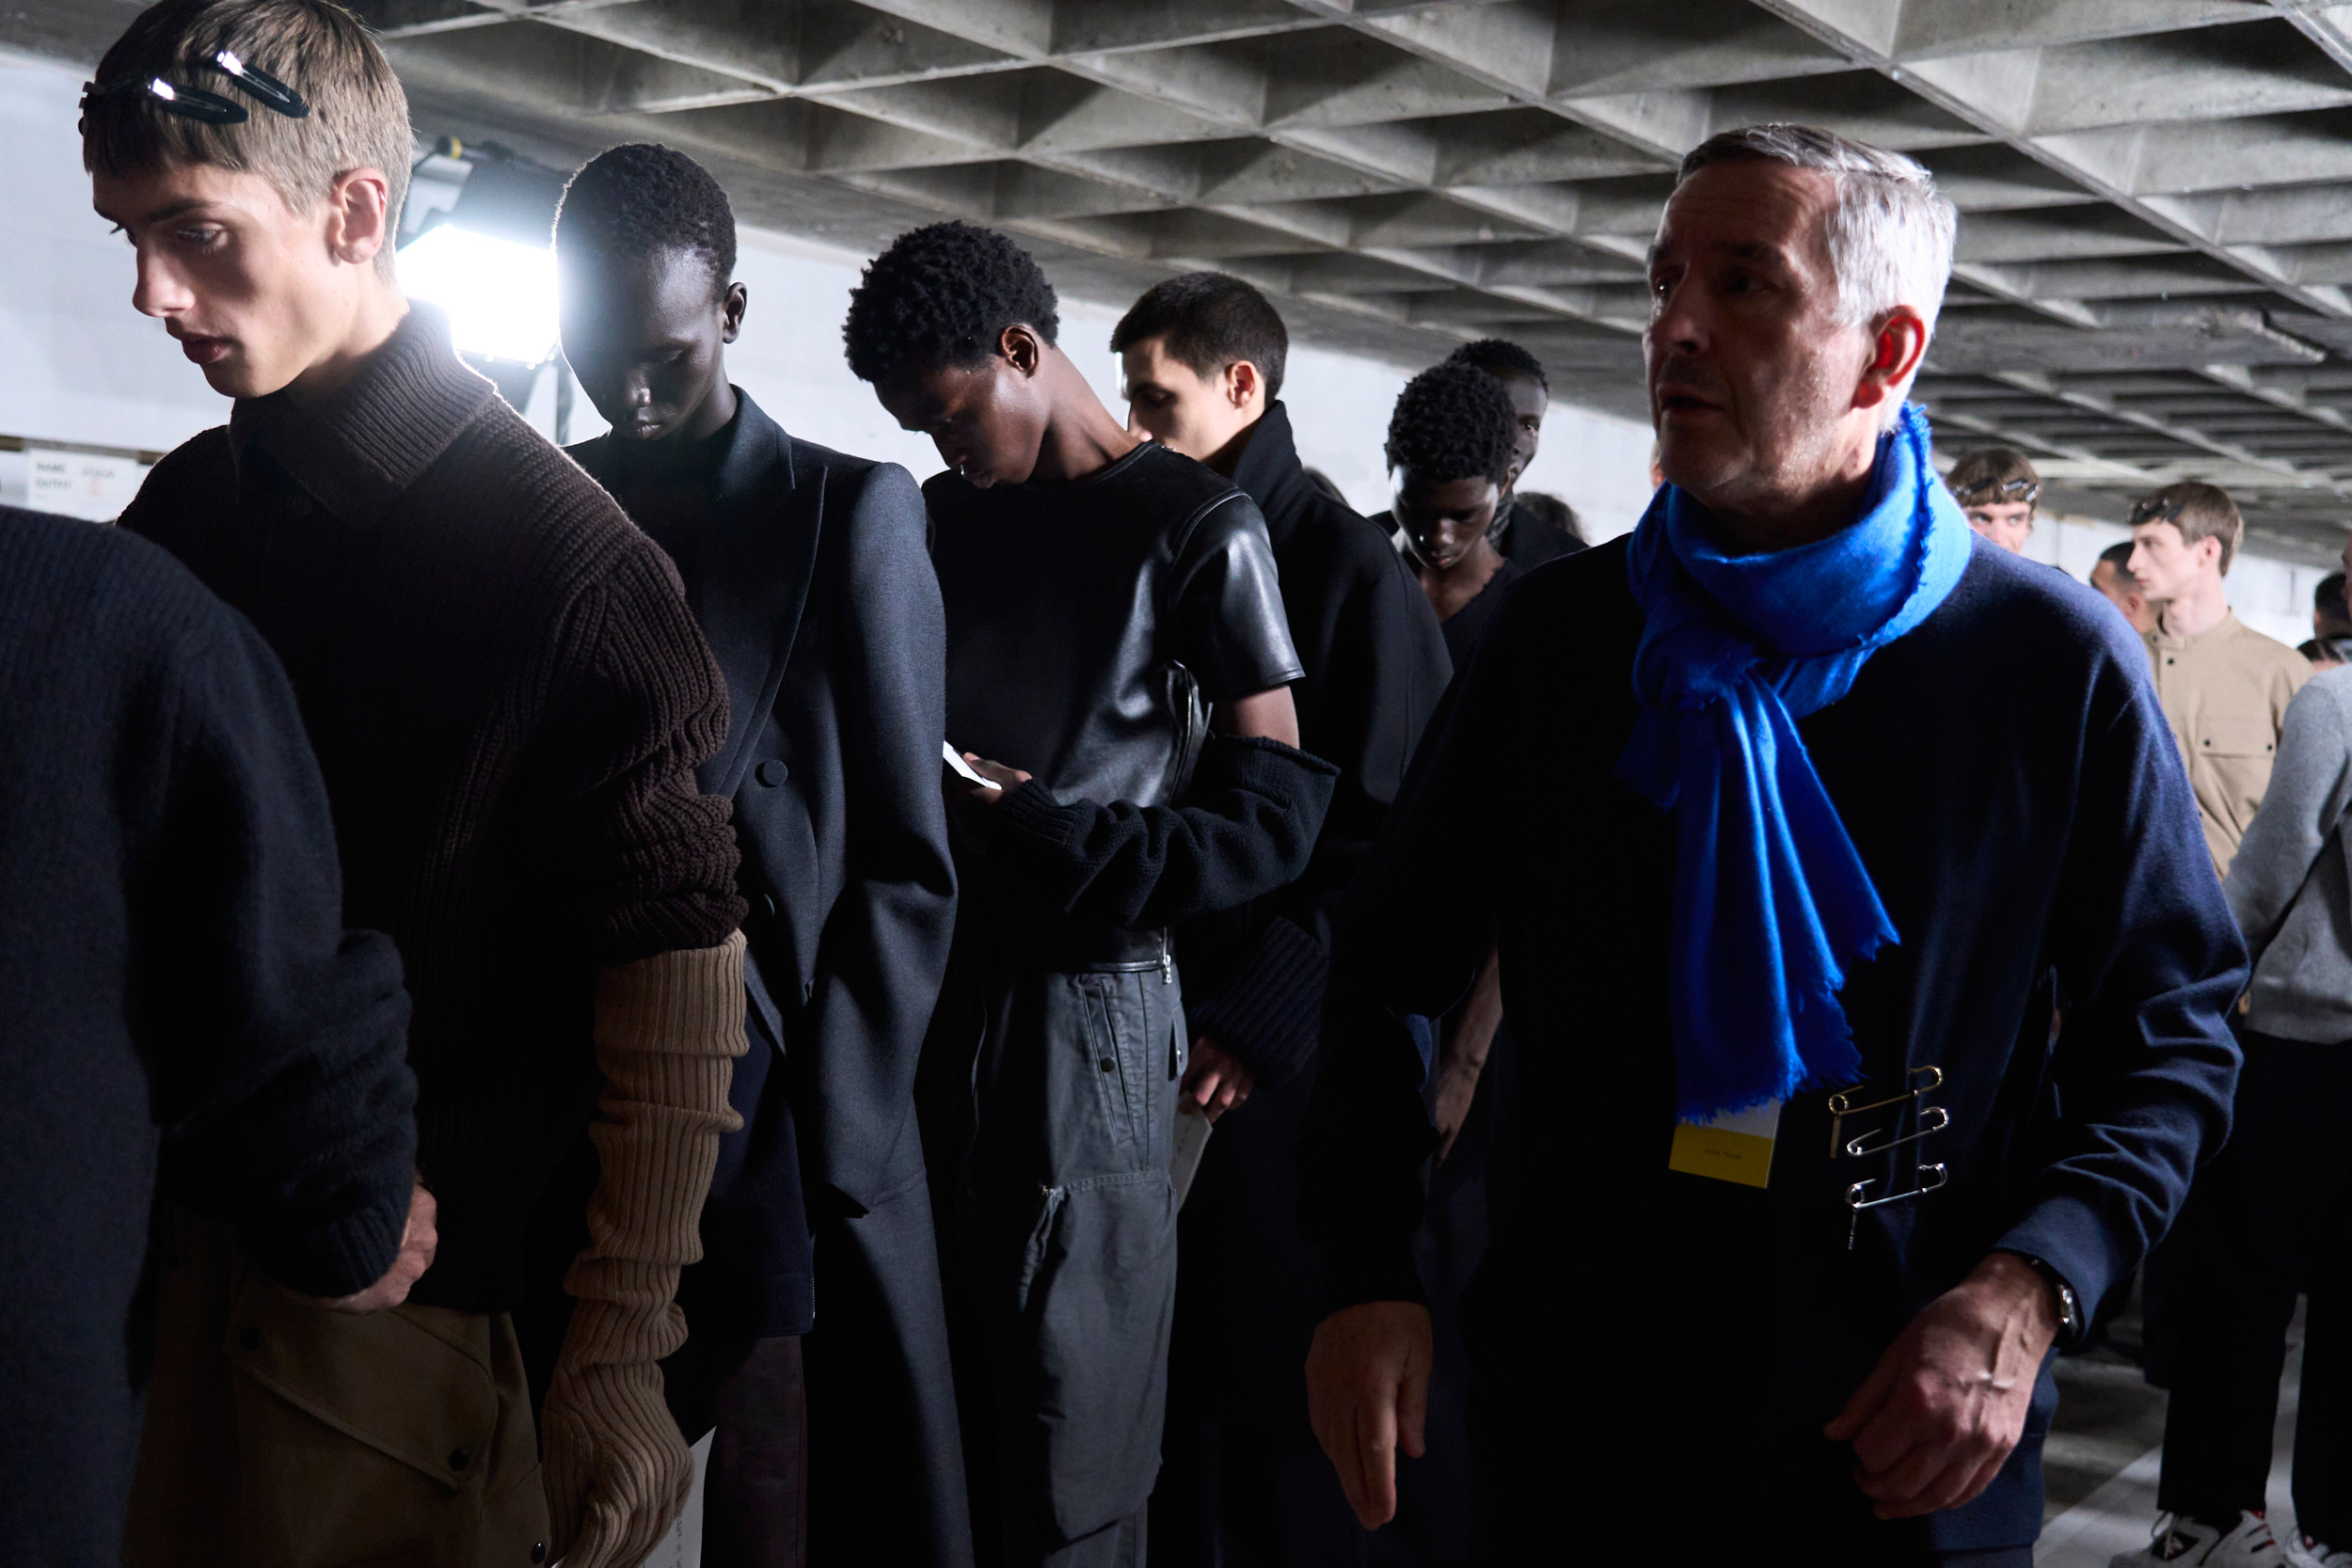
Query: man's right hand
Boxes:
[
  {"xmin": 317, "ymin": 1179, "xmax": 437, "ymax": 1314},
  {"xmin": 1306, "ymin": 1300, "xmax": 1433, "ymax": 1529}
]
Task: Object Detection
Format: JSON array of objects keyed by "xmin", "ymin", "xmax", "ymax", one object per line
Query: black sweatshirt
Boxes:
[
  {"xmin": 0, "ymin": 508, "xmax": 416, "ymax": 1568},
  {"xmin": 119, "ymin": 305, "xmax": 744, "ymax": 1310},
  {"xmin": 1303, "ymin": 537, "xmax": 2244, "ymax": 1544}
]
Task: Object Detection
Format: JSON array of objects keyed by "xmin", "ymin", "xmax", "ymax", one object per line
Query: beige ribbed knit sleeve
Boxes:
[{"xmin": 542, "ymin": 931, "xmax": 747, "ymax": 1568}]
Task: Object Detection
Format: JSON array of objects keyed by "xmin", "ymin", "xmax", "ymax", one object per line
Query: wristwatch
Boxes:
[{"xmin": 2006, "ymin": 1252, "xmax": 2083, "ymax": 1345}]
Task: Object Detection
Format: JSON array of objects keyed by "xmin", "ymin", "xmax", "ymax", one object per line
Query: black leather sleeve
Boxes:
[
  {"xmin": 986, "ymin": 735, "xmax": 1339, "ymax": 931},
  {"xmin": 1169, "ymin": 495, "xmax": 1306, "ymax": 702}
]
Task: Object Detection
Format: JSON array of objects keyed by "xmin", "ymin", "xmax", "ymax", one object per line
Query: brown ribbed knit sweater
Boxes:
[{"xmin": 120, "ymin": 305, "xmax": 747, "ymax": 1311}]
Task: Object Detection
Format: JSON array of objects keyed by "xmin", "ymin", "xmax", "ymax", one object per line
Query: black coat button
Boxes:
[
  {"xmin": 1099, "ymin": 1056, "xmax": 1117, "ymax": 1072},
  {"xmin": 237, "ymin": 1326, "xmax": 262, "ymax": 1352},
  {"xmin": 755, "ymin": 759, "xmax": 788, "ymax": 786},
  {"xmin": 758, "ymin": 894, "xmax": 779, "ymax": 920},
  {"xmin": 449, "ymin": 1447, "xmax": 469, "ymax": 1470},
  {"xmin": 532, "ymin": 1545, "xmax": 548, "ymax": 1564}
]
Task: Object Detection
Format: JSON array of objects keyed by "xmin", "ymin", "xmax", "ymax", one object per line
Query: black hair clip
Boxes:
[
  {"xmin": 2130, "ymin": 496, "xmax": 2186, "ymax": 527},
  {"xmin": 81, "ymin": 47, "xmax": 309, "ymax": 126},
  {"xmin": 206, "ymin": 49, "xmax": 309, "ymax": 119},
  {"xmin": 1954, "ymin": 475, "xmax": 2041, "ymax": 507}
]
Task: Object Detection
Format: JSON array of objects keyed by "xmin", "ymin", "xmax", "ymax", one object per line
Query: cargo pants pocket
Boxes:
[{"xmin": 1020, "ymin": 1168, "xmax": 1180, "ymax": 1545}]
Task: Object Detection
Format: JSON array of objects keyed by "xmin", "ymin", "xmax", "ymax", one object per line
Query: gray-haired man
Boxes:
[{"xmin": 1300, "ymin": 124, "xmax": 2244, "ymax": 1560}]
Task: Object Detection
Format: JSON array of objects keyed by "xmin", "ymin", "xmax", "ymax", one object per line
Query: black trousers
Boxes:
[
  {"xmin": 2157, "ymin": 1027, "xmax": 2352, "ymax": 1542},
  {"xmin": 663, "ymin": 1334, "xmax": 809, "ymax": 1568}
]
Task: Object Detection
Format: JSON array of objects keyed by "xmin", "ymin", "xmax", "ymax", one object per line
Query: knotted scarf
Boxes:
[{"xmin": 1621, "ymin": 402, "xmax": 1973, "ymax": 1122}]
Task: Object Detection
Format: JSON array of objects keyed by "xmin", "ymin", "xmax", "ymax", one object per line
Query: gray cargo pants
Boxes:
[{"xmin": 947, "ymin": 943, "xmax": 1187, "ymax": 1568}]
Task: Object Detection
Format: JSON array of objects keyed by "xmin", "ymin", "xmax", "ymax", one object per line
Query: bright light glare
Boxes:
[{"xmin": 398, "ymin": 225, "xmax": 559, "ymax": 364}]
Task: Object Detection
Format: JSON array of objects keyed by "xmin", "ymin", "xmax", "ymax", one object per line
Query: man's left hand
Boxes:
[
  {"xmin": 1823, "ymin": 1251, "xmax": 2060, "ymax": 1518},
  {"xmin": 1182, "ymin": 1037, "xmax": 1256, "ymax": 1122}
]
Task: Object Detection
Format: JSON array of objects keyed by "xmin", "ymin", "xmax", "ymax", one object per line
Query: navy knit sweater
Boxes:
[
  {"xmin": 0, "ymin": 507, "xmax": 417, "ymax": 1567},
  {"xmin": 1304, "ymin": 535, "xmax": 2246, "ymax": 1548}
]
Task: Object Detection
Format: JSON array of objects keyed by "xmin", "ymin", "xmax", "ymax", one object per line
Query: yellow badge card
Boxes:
[{"xmin": 1667, "ymin": 1100, "xmax": 1782, "ymax": 1189}]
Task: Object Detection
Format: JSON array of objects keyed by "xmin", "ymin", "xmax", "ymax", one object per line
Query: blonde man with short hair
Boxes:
[
  {"xmin": 87, "ymin": 5, "xmax": 750, "ymax": 1566},
  {"xmin": 2127, "ymin": 481, "xmax": 2311, "ymax": 876}
]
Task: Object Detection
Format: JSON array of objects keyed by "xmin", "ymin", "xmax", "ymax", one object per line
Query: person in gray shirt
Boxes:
[{"xmin": 2137, "ymin": 661, "xmax": 2352, "ymax": 1566}]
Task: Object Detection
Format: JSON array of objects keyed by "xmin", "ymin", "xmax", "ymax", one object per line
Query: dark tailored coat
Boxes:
[
  {"xmin": 572, "ymin": 392, "xmax": 968, "ymax": 1567},
  {"xmin": 1304, "ymin": 536, "xmax": 2247, "ymax": 1552},
  {"xmin": 1492, "ymin": 496, "xmax": 1581, "ymax": 573},
  {"xmin": 0, "ymin": 508, "xmax": 417, "ymax": 1568}
]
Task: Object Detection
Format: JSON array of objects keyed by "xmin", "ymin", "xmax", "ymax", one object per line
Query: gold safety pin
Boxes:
[
  {"xmin": 1825, "ymin": 1065, "xmax": 1943, "ymax": 1156},
  {"xmin": 1842, "ymin": 1103, "xmax": 1950, "ymax": 1161}
]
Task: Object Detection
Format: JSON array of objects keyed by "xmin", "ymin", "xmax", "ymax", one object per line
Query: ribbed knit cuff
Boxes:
[
  {"xmin": 567, "ymin": 932, "xmax": 747, "ymax": 1365},
  {"xmin": 242, "ymin": 1182, "xmax": 413, "ymax": 1301},
  {"xmin": 992, "ymin": 778, "xmax": 1083, "ymax": 856},
  {"xmin": 1186, "ymin": 916, "xmax": 1329, "ymax": 1090}
]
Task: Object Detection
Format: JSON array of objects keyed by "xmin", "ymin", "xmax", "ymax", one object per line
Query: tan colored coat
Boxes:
[{"xmin": 2146, "ymin": 610, "xmax": 2312, "ymax": 876}]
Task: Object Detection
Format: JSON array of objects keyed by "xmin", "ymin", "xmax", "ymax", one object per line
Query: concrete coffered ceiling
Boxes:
[{"xmin": 17, "ymin": 0, "xmax": 2352, "ymax": 559}]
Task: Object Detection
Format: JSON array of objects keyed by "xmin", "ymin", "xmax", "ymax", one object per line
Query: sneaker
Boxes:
[
  {"xmin": 2111, "ymin": 1513, "xmax": 2290, "ymax": 1567},
  {"xmin": 2290, "ymin": 1537, "xmax": 2352, "ymax": 1568}
]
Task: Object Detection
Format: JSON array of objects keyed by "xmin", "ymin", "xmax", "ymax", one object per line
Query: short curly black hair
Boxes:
[
  {"xmin": 555, "ymin": 143, "xmax": 737, "ymax": 296},
  {"xmin": 1446, "ymin": 338, "xmax": 1549, "ymax": 391},
  {"xmin": 843, "ymin": 220, "xmax": 1060, "ymax": 385},
  {"xmin": 1387, "ymin": 362, "xmax": 1519, "ymax": 486}
]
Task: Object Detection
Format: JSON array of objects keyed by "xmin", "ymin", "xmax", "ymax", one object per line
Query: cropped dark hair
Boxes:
[
  {"xmin": 2130, "ymin": 480, "xmax": 2243, "ymax": 575},
  {"xmin": 844, "ymin": 220, "xmax": 1059, "ymax": 385},
  {"xmin": 1110, "ymin": 272, "xmax": 1288, "ymax": 401},
  {"xmin": 1446, "ymin": 338, "xmax": 1547, "ymax": 392},
  {"xmin": 556, "ymin": 143, "xmax": 737, "ymax": 295},
  {"xmin": 2318, "ymin": 571, "xmax": 2352, "ymax": 636},
  {"xmin": 1386, "ymin": 362, "xmax": 1519, "ymax": 487}
]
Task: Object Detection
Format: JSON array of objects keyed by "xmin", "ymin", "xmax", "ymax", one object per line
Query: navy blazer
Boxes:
[{"xmin": 574, "ymin": 393, "xmax": 958, "ymax": 1337}]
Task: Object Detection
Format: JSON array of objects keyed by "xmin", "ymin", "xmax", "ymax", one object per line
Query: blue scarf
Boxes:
[{"xmin": 1621, "ymin": 403, "xmax": 1972, "ymax": 1122}]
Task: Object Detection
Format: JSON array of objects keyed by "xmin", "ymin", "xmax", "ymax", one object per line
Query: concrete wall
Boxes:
[
  {"xmin": 1, "ymin": 43, "xmax": 2318, "ymax": 660},
  {"xmin": 0, "ymin": 47, "xmax": 1656, "ymax": 543}
]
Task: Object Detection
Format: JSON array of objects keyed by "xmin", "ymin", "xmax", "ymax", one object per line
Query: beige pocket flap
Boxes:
[
  {"xmin": 2198, "ymin": 715, "xmax": 2275, "ymax": 758},
  {"xmin": 227, "ymin": 1281, "xmax": 498, "ymax": 1491}
]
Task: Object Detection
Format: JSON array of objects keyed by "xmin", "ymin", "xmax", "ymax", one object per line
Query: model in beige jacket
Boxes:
[{"xmin": 2128, "ymin": 482, "xmax": 2312, "ymax": 878}]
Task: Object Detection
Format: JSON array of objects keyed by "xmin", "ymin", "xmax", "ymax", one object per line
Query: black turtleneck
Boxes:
[
  {"xmin": 596, "ymin": 410, "xmax": 741, "ymax": 597},
  {"xmin": 1179, "ymin": 402, "xmax": 1452, "ymax": 1086}
]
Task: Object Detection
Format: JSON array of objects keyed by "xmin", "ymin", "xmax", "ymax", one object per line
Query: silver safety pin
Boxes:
[
  {"xmin": 1844, "ymin": 1163, "xmax": 1948, "ymax": 1248},
  {"xmin": 1826, "ymin": 1065, "xmax": 1944, "ymax": 1157},
  {"xmin": 1843, "ymin": 1103, "xmax": 1950, "ymax": 1160}
]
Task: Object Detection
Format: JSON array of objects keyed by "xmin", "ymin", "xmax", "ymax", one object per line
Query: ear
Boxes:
[
  {"xmin": 1851, "ymin": 304, "xmax": 1931, "ymax": 415},
  {"xmin": 324, "ymin": 166, "xmax": 392, "ymax": 269},
  {"xmin": 722, "ymin": 280, "xmax": 748, "ymax": 343},
  {"xmin": 1000, "ymin": 324, "xmax": 1044, "ymax": 377},
  {"xmin": 1223, "ymin": 359, "xmax": 1262, "ymax": 412}
]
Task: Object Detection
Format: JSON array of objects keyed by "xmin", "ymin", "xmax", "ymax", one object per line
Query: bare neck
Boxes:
[
  {"xmin": 1696, "ymin": 424, "xmax": 1881, "ymax": 555},
  {"xmin": 285, "ymin": 276, "xmax": 411, "ymax": 405},
  {"xmin": 1031, "ymin": 349, "xmax": 1147, "ymax": 483},
  {"xmin": 2160, "ymin": 572, "xmax": 2232, "ymax": 639}
]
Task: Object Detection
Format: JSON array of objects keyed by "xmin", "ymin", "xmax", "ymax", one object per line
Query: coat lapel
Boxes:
[{"xmin": 695, "ymin": 391, "xmax": 823, "ymax": 800}]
